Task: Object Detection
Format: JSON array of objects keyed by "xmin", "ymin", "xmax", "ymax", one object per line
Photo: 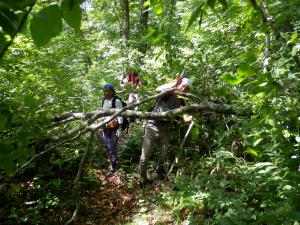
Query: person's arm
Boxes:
[
  {"xmin": 120, "ymin": 76, "xmax": 129, "ymax": 87},
  {"xmin": 155, "ymin": 77, "xmax": 182, "ymax": 92}
]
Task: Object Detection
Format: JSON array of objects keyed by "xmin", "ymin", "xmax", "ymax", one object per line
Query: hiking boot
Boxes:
[{"xmin": 106, "ymin": 165, "xmax": 116, "ymax": 177}]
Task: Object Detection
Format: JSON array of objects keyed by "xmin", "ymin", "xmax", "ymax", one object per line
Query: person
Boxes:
[
  {"xmin": 101, "ymin": 83, "xmax": 123, "ymax": 175},
  {"xmin": 138, "ymin": 77, "xmax": 193, "ymax": 188},
  {"xmin": 120, "ymin": 71, "xmax": 142, "ymax": 106}
]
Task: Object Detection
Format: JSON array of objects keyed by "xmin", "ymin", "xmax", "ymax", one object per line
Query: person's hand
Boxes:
[
  {"xmin": 175, "ymin": 76, "xmax": 183, "ymax": 86},
  {"xmin": 106, "ymin": 119, "xmax": 118, "ymax": 129}
]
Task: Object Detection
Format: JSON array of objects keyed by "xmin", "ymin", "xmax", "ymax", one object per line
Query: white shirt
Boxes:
[{"xmin": 102, "ymin": 97, "xmax": 123, "ymax": 124}]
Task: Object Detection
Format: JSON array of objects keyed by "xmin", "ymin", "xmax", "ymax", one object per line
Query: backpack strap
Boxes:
[{"xmin": 111, "ymin": 96, "xmax": 117, "ymax": 108}]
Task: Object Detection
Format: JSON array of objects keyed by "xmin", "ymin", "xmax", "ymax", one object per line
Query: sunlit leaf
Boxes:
[
  {"xmin": 244, "ymin": 148, "xmax": 259, "ymax": 157},
  {"xmin": 288, "ymin": 33, "xmax": 298, "ymax": 44},
  {"xmin": 154, "ymin": 5, "xmax": 163, "ymax": 15},
  {"xmin": 30, "ymin": 5, "xmax": 62, "ymax": 47},
  {"xmin": 143, "ymin": 0, "xmax": 151, "ymax": 7},
  {"xmin": 221, "ymin": 72, "xmax": 242, "ymax": 86},
  {"xmin": 253, "ymin": 138, "xmax": 263, "ymax": 147},
  {"xmin": 237, "ymin": 64, "xmax": 255, "ymax": 77}
]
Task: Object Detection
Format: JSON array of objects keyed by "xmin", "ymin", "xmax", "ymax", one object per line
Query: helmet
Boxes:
[
  {"xmin": 181, "ymin": 78, "xmax": 193, "ymax": 88},
  {"xmin": 103, "ymin": 83, "xmax": 115, "ymax": 91}
]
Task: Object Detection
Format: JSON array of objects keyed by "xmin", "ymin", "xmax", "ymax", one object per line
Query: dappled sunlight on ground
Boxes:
[
  {"xmin": 74, "ymin": 171, "xmax": 140, "ymax": 225},
  {"xmin": 71, "ymin": 169, "xmax": 178, "ymax": 225}
]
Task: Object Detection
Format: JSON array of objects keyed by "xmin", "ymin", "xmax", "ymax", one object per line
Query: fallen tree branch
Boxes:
[
  {"xmin": 49, "ymin": 88, "xmax": 178, "ymax": 142},
  {"xmin": 52, "ymin": 102, "xmax": 233, "ymax": 124},
  {"xmin": 14, "ymin": 91, "xmax": 234, "ymax": 176},
  {"xmin": 47, "ymin": 100, "xmax": 233, "ymax": 148}
]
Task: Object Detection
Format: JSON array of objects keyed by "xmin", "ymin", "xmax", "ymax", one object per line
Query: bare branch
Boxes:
[{"xmin": 65, "ymin": 132, "xmax": 95, "ymax": 225}]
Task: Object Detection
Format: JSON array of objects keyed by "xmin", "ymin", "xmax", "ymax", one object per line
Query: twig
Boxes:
[
  {"xmin": 12, "ymin": 139, "xmax": 69, "ymax": 177},
  {"xmin": 168, "ymin": 120, "xmax": 195, "ymax": 175},
  {"xmin": 180, "ymin": 121, "xmax": 195, "ymax": 151},
  {"xmin": 65, "ymin": 132, "xmax": 95, "ymax": 225}
]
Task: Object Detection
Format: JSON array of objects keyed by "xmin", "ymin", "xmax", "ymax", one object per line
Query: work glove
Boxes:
[
  {"xmin": 106, "ymin": 119, "xmax": 118, "ymax": 129},
  {"xmin": 175, "ymin": 76, "xmax": 183, "ymax": 86}
]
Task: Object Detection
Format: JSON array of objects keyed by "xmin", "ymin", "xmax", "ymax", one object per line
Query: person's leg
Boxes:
[
  {"xmin": 105, "ymin": 129, "xmax": 118, "ymax": 171},
  {"xmin": 102, "ymin": 129, "xmax": 110, "ymax": 157},
  {"xmin": 139, "ymin": 123, "xmax": 158, "ymax": 181},
  {"xmin": 156, "ymin": 126, "xmax": 170, "ymax": 180}
]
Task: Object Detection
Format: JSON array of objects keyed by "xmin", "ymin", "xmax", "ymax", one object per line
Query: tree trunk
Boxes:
[
  {"xmin": 138, "ymin": 0, "xmax": 149, "ymax": 55},
  {"xmin": 120, "ymin": 0, "xmax": 130, "ymax": 47}
]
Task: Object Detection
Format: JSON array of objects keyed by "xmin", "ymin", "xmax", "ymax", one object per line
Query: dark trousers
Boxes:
[{"xmin": 102, "ymin": 128, "xmax": 118, "ymax": 169}]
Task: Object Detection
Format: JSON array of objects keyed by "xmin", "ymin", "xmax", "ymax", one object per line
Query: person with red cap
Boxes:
[{"xmin": 120, "ymin": 72, "xmax": 142, "ymax": 106}]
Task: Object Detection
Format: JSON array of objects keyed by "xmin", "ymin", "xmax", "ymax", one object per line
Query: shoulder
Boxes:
[
  {"xmin": 114, "ymin": 97, "xmax": 122, "ymax": 103},
  {"xmin": 114, "ymin": 97, "xmax": 124, "ymax": 108}
]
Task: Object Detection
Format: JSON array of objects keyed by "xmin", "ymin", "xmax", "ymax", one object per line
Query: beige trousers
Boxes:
[{"xmin": 139, "ymin": 122, "xmax": 170, "ymax": 180}]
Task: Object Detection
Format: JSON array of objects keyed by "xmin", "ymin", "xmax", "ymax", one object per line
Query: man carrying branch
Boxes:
[{"xmin": 139, "ymin": 77, "xmax": 193, "ymax": 188}]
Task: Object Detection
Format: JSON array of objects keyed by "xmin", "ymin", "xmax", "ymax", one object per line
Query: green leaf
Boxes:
[
  {"xmin": 0, "ymin": 0, "xmax": 34, "ymax": 10},
  {"xmin": 0, "ymin": 143, "xmax": 15, "ymax": 175},
  {"xmin": 237, "ymin": 64, "xmax": 255, "ymax": 78},
  {"xmin": 214, "ymin": 87, "xmax": 228, "ymax": 96},
  {"xmin": 291, "ymin": 44, "xmax": 300, "ymax": 56},
  {"xmin": 218, "ymin": 0, "xmax": 228, "ymax": 9},
  {"xmin": 144, "ymin": 0, "xmax": 151, "ymax": 7},
  {"xmin": 24, "ymin": 95, "xmax": 34, "ymax": 106},
  {"xmin": 187, "ymin": 4, "xmax": 203, "ymax": 29},
  {"xmin": 207, "ymin": 0, "xmax": 216, "ymax": 9},
  {"xmin": 0, "ymin": 116, "xmax": 7, "ymax": 130},
  {"xmin": 154, "ymin": 5, "xmax": 163, "ymax": 15},
  {"xmin": 288, "ymin": 33, "xmax": 298, "ymax": 44},
  {"xmin": 244, "ymin": 148, "xmax": 259, "ymax": 157},
  {"xmin": 253, "ymin": 138, "xmax": 263, "ymax": 147},
  {"xmin": 60, "ymin": 0, "xmax": 82, "ymax": 32},
  {"xmin": 30, "ymin": 5, "xmax": 62, "ymax": 47},
  {"xmin": 0, "ymin": 9, "xmax": 19, "ymax": 37},
  {"xmin": 221, "ymin": 72, "xmax": 242, "ymax": 86}
]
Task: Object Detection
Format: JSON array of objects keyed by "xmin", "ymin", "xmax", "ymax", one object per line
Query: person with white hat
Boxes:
[{"xmin": 139, "ymin": 77, "xmax": 192, "ymax": 188}]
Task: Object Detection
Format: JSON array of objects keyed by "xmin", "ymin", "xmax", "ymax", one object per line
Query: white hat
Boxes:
[{"xmin": 181, "ymin": 78, "xmax": 193, "ymax": 88}]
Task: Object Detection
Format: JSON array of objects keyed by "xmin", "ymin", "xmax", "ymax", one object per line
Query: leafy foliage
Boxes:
[{"xmin": 0, "ymin": 0, "xmax": 299, "ymax": 223}]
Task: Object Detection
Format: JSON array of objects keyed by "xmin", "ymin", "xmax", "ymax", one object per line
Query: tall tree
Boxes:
[
  {"xmin": 120, "ymin": 0, "xmax": 130, "ymax": 47},
  {"xmin": 138, "ymin": 0, "xmax": 149, "ymax": 55}
]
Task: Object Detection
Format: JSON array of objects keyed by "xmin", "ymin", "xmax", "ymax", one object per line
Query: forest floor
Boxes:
[{"xmin": 72, "ymin": 169, "xmax": 175, "ymax": 225}]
